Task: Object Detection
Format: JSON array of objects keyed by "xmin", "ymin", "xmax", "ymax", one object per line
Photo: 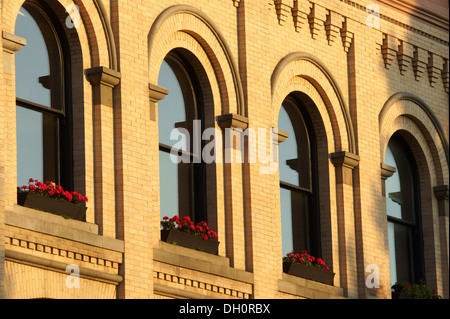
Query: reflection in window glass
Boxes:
[
  {"xmin": 15, "ymin": 7, "xmax": 51, "ymax": 107},
  {"xmin": 16, "ymin": 106, "xmax": 44, "ymax": 185},
  {"xmin": 278, "ymin": 98, "xmax": 317, "ymax": 257},
  {"xmin": 385, "ymin": 145, "xmax": 402, "ymax": 219},
  {"xmin": 278, "ymin": 106, "xmax": 299, "ymax": 186},
  {"xmin": 157, "ymin": 55, "xmax": 206, "ymax": 223},
  {"xmin": 15, "ymin": 3, "xmax": 71, "ymax": 189},
  {"xmin": 385, "ymin": 135, "xmax": 423, "ymax": 287},
  {"xmin": 158, "ymin": 60, "xmax": 187, "ymax": 150}
]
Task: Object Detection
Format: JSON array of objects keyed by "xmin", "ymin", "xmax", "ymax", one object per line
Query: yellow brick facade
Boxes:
[{"xmin": 0, "ymin": 0, "xmax": 448, "ymax": 300}]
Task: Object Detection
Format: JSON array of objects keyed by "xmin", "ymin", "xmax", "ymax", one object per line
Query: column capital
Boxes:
[
  {"xmin": 434, "ymin": 185, "xmax": 449, "ymax": 200},
  {"xmin": 148, "ymin": 83, "xmax": 169, "ymax": 102},
  {"xmin": 85, "ymin": 66, "xmax": 121, "ymax": 88},
  {"xmin": 381, "ymin": 163, "xmax": 396, "ymax": 180},
  {"xmin": 329, "ymin": 151, "xmax": 359, "ymax": 169},
  {"xmin": 2, "ymin": 31, "xmax": 26, "ymax": 53},
  {"xmin": 217, "ymin": 113, "xmax": 249, "ymax": 130},
  {"xmin": 274, "ymin": 128, "xmax": 289, "ymax": 143}
]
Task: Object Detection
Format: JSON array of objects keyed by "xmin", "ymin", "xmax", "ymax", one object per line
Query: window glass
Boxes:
[
  {"xmin": 158, "ymin": 55, "xmax": 206, "ymax": 223},
  {"xmin": 385, "ymin": 134, "xmax": 422, "ymax": 287},
  {"xmin": 15, "ymin": 7, "xmax": 51, "ymax": 107},
  {"xmin": 278, "ymin": 105, "xmax": 299, "ymax": 186},
  {"xmin": 278, "ymin": 97, "xmax": 317, "ymax": 256},
  {"xmin": 16, "ymin": 106, "xmax": 44, "ymax": 186},
  {"xmin": 158, "ymin": 60, "xmax": 188, "ymax": 150},
  {"xmin": 385, "ymin": 145, "xmax": 402, "ymax": 219},
  {"xmin": 15, "ymin": 3, "xmax": 70, "ymax": 189}
]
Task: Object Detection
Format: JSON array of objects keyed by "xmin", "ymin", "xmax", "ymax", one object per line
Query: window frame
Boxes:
[
  {"xmin": 158, "ymin": 51, "xmax": 207, "ymax": 224},
  {"xmin": 279, "ymin": 94, "xmax": 321, "ymax": 256},
  {"xmin": 15, "ymin": 1, "xmax": 73, "ymax": 189},
  {"xmin": 386, "ymin": 133, "xmax": 425, "ymax": 285}
]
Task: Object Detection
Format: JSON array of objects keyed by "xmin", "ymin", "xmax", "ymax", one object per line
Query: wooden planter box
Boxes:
[
  {"xmin": 161, "ymin": 229, "xmax": 219, "ymax": 255},
  {"xmin": 283, "ymin": 262, "xmax": 335, "ymax": 286},
  {"xmin": 17, "ymin": 191, "xmax": 87, "ymax": 222}
]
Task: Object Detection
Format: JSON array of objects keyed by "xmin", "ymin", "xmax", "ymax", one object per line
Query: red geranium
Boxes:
[
  {"xmin": 283, "ymin": 250, "xmax": 331, "ymax": 272},
  {"xmin": 161, "ymin": 215, "xmax": 218, "ymax": 240},
  {"xmin": 20, "ymin": 178, "xmax": 88, "ymax": 204}
]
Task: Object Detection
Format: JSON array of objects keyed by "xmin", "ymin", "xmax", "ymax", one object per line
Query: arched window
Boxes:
[
  {"xmin": 278, "ymin": 94, "xmax": 320, "ymax": 256},
  {"xmin": 385, "ymin": 133, "xmax": 424, "ymax": 286},
  {"xmin": 15, "ymin": 2, "xmax": 72, "ymax": 189},
  {"xmin": 158, "ymin": 52, "xmax": 207, "ymax": 223}
]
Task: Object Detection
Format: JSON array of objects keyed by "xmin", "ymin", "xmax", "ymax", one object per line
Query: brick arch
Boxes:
[
  {"xmin": 271, "ymin": 52, "xmax": 356, "ymax": 154},
  {"xmin": 379, "ymin": 93, "xmax": 449, "ymax": 294},
  {"xmin": 379, "ymin": 92, "xmax": 449, "ymax": 186},
  {"xmin": 148, "ymin": 4, "xmax": 245, "ymax": 116},
  {"xmin": 4, "ymin": 0, "xmax": 117, "ymax": 70},
  {"xmin": 381, "ymin": 119, "xmax": 443, "ymax": 295}
]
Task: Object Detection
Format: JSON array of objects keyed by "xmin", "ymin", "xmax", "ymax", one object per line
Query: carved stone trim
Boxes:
[
  {"xmin": 330, "ymin": 151, "xmax": 360, "ymax": 169},
  {"xmin": 434, "ymin": 185, "xmax": 449, "ymax": 200},
  {"xmin": 381, "ymin": 163, "xmax": 396, "ymax": 180},
  {"xmin": 2, "ymin": 31, "xmax": 26, "ymax": 53},
  {"xmin": 217, "ymin": 113, "xmax": 249, "ymax": 130},
  {"xmin": 85, "ymin": 66, "xmax": 121, "ymax": 88},
  {"xmin": 149, "ymin": 83, "xmax": 169, "ymax": 102}
]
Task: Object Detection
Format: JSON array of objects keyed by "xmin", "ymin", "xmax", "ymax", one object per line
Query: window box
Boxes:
[
  {"xmin": 160, "ymin": 229, "xmax": 219, "ymax": 255},
  {"xmin": 283, "ymin": 262, "xmax": 335, "ymax": 286},
  {"xmin": 17, "ymin": 191, "xmax": 86, "ymax": 222}
]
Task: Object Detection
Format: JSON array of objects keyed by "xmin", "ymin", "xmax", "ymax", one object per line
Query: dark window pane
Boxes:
[
  {"xmin": 393, "ymin": 223, "xmax": 413, "ymax": 283},
  {"xmin": 385, "ymin": 134, "xmax": 422, "ymax": 287},
  {"xmin": 279, "ymin": 96, "xmax": 316, "ymax": 256}
]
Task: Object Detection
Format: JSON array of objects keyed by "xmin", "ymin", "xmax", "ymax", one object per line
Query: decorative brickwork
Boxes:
[{"xmin": 0, "ymin": 0, "xmax": 448, "ymax": 299}]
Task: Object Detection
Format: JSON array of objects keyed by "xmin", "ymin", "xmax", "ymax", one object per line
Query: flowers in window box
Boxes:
[
  {"xmin": 160, "ymin": 215, "xmax": 219, "ymax": 254},
  {"xmin": 17, "ymin": 178, "xmax": 88, "ymax": 221},
  {"xmin": 282, "ymin": 250, "xmax": 335, "ymax": 285},
  {"xmin": 20, "ymin": 178, "xmax": 88, "ymax": 204},
  {"xmin": 283, "ymin": 250, "xmax": 331, "ymax": 272},
  {"xmin": 161, "ymin": 215, "xmax": 218, "ymax": 240},
  {"xmin": 391, "ymin": 281, "xmax": 442, "ymax": 299}
]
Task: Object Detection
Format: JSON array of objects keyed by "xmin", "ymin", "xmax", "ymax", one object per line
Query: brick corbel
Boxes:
[
  {"xmin": 308, "ymin": 2, "xmax": 327, "ymax": 39},
  {"xmin": 427, "ymin": 53, "xmax": 443, "ymax": 87},
  {"xmin": 341, "ymin": 18, "xmax": 354, "ymax": 53},
  {"xmin": 442, "ymin": 59, "xmax": 449, "ymax": 93},
  {"xmin": 413, "ymin": 46, "xmax": 428, "ymax": 81},
  {"xmin": 381, "ymin": 34, "xmax": 398, "ymax": 70},
  {"xmin": 274, "ymin": 0, "xmax": 293, "ymax": 25},
  {"xmin": 292, "ymin": 0, "xmax": 310, "ymax": 32},
  {"xmin": 397, "ymin": 40, "xmax": 414, "ymax": 75},
  {"xmin": 325, "ymin": 10, "xmax": 343, "ymax": 46}
]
